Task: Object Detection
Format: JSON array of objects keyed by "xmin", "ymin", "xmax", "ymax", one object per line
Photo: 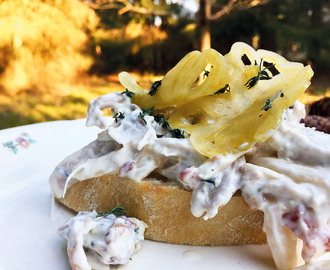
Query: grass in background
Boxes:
[
  {"xmin": 0, "ymin": 77, "xmax": 116, "ymax": 129},
  {"xmin": 1, "ymin": 73, "xmax": 329, "ymax": 130},
  {"xmin": 0, "ymin": 74, "xmax": 158, "ymax": 130}
]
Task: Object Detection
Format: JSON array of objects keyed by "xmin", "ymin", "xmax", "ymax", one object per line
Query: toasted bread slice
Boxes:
[{"xmin": 58, "ymin": 174, "xmax": 266, "ymax": 246}]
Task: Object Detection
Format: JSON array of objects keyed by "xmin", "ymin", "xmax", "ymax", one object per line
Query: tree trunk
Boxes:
[
  {"xmin": 308, "ymin": 0, "xmax": 322, "ymax": 69},
  {"xmin": 199, "ymin": 0, "xmax": 211, "ymax": 51},
  {"xmin": 258, "ymin": 2, "xmax": 277, "ymax": 51}
]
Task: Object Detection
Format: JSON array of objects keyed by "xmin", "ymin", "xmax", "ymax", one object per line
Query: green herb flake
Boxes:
[
  {"xmin": 154, "ymin": 114, "xmax": 170, "ymax": 128},
  {"xmin": 203, "ymin": 70, "xmax": 210, "ymax": 78},
  {"xmin": 245, "ymin": 59, "xmax": 274, "ymax": 89},
  {"xmin": 96, "ymin": 206, "xmax": 126, "ymax": 218},
  {"xmin": 210, "ymin": 84, "xmax": 231, "ymax": 95},
  {"xmin": 261, "ymin": 99, "xmax": 272, "ymax": 111},
  {"xmin": 138, "ymin": 107, "xmax": 155, "ymax": 124},
  {"xmin": 148, "ymin": 80, "xmax": 162, "ymax": 96},
  {"xmin": 154, "ymin": 113, "xmax": 184, "ymax": 139},
  {"xmin": 121, "ymin": 89, "xmax": 135, "ymax": 98},
  {"xmin": 261, "ymin": 90, "xmax": 284, "ymax": 113},
  {"xmin": 142, "ymin": 107, "xmax": 155, "ymax": 116},
  {"xmin": 138, "ymin": 112, "xmax": 147, "ymax": 124},
  {"xmin": 154, "ymin": 113, "xmax": 165, "ymax": 124},
  {"xmin": 113, "ymin": 111, "xmax": 125, "ymax": 123},
  {"xmin": 171, "ymin": 128, "xmax": 185, "ymax": 139}
]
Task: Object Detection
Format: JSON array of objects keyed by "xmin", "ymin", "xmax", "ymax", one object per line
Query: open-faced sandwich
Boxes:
[{"xmin": 50, "ymin": 42, "xmax": 330, "ymax": 270}]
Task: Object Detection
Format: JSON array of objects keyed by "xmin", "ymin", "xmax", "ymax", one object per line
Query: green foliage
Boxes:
[
  {"xmin": 0, "ymin": 0, "xmax": 99, "ymax": 95},
  {"xmin": 0, "ymin": 77, "xmax": 123, "ymax": 129},
  {"xmin": 97, "ymin": 9, "xmax": 131, "ymax": 28},
  {"xmin": 210, "ymin": 0, "xmax": 330, "ymax": 74},
  {"xmin": 272, "ymin": 0, "xmax": 330, "ymax": 72},
  {"xmin": 90, "ymin": 17, "xmax": 197, "ymax": 74},
  {"xmin": 210, "ymin": 9, "xmax": 262, "ymax": 54}
]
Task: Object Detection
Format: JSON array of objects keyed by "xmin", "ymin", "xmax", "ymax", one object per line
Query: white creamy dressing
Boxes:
[
  {"xmin": 295, "ymin": 260, "xmax": 330, "ymax": 270},
  {"xmin": 50, "ymin": 133, "xmax": 121, "ymax": 197},
  {"xmin": 189, "ymin": 155, "xmax": 246, "ymax": 220},
  {"xmin": 49, "ymin": 92, "xmax": 206, "ymax": 198},
  {"xmin": 58, "ymin": 211, "xmax": 146, "ymax": 270},
  {"xmin": 49, "ymin": 92, "xmax": 330, "ymax": 270},
  {"xmin": 242, "ymin": 102, "xmax": 330, "ymax": 269}
]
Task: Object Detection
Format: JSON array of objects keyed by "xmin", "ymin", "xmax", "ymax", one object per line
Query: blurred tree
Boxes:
[
  {"xmin": 210, "ymin": 0, "xmax": 330, "ymax": 74},
  {"xmin": 0, "ymin": 0, "xmax": 99, "ymax": 95},
  {"xmin": 87, "ymin": 0, "xmax": 195, "ymax": 74},
  {"xmin": 199, "ymin": 0, "xmax": 272, "ymax": 51},
  {"xmin": 264, "ymin": 0, "xmax": 330, "ymax": 73},
  {"xmin": 77, "ymin": 0, "xmax": 272, "ymax": 51}
]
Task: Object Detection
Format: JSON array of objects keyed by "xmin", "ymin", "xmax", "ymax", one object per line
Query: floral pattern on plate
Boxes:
[{"xmin": 2, "ymin": 132, "xmax": 36, "ymax": 154}]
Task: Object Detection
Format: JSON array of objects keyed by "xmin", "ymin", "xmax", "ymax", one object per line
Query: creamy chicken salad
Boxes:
[
  {"xmin": 58, "ymin": 209, "xmax": 146, "ymax": 270},
  {"xmin": 50, "ymin": 42, "xmax": 329, "ymax": 270},
  {"xmin": 50, "ymin": 93, "xmax": 330, "ymax": 270}
]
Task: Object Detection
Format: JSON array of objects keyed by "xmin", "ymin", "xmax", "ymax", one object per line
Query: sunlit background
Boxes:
[{"xmin": 1, "ymin": 0, "xmax": 330, "ymax": 129}]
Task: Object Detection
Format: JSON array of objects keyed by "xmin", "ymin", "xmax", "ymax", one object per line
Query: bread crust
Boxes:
[{"xmin": 59, "ymin": 174, "xmax": 266, "ymax": 246}]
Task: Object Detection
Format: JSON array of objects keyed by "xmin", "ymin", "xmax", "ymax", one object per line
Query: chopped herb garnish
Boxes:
[
  {"xmin": 113, "ymin": 111, "xmax": 125, "ymax": 123},
  {"xmin": 138, "ymin": 107, "xmax": 155, "ymax": 124},
  {"xmin": 142, "ymin": 107, "xmax": 155, "ymax": 116},
  {"xmin": 154, "ymin": 113, "xmax": 165, "ymax": 124},
  {"xmin": 95, "ymin": 251, "xmax": 102, "ymax": 258},
  {"xmin": 203, "ymin": 70, "xmax": 210, "ymax": 78},
  {"xmin": 148, "ymin": 80, "xmax": 162, "ymax": 96},
  {"xmin": 138, "ymin": 112, "xmax": 147, "ymax": 124},
  {"xmin": 171, "ymin": 128, "xmax": 185, "ymax": 139},
  {"xmin": 261, "ymin": 99, "xmax": 272, "ymax": 112},
  {"xmin": 96, "ymin": 206, "xmax": 126, "ymax": 218},
  {"xmin": 154, "ymin": 114, "xmax": 169, "ymax": 128},
  {"xmin": 154, "ymin": 113, "xmax": 185, "ymax": 139},
  {"xmin": 245, "ymin": 59, "xmax": 274, "ymax": 89},
  {"xmin": 121, "ymin": 88, "xmax": 135, "ymax": 98},
  {"xmin": 210, "ymin": 84, "xmax": 231, "ymax": 95},
  {"xmin": 261, "ymin": 90, "xmax": 284, "ymax": 112}
]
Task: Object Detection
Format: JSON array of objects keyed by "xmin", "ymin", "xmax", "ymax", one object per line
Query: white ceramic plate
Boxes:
[{"xmin": 0, "ymin": 119, "xmax": 328, "ymax": 270}]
